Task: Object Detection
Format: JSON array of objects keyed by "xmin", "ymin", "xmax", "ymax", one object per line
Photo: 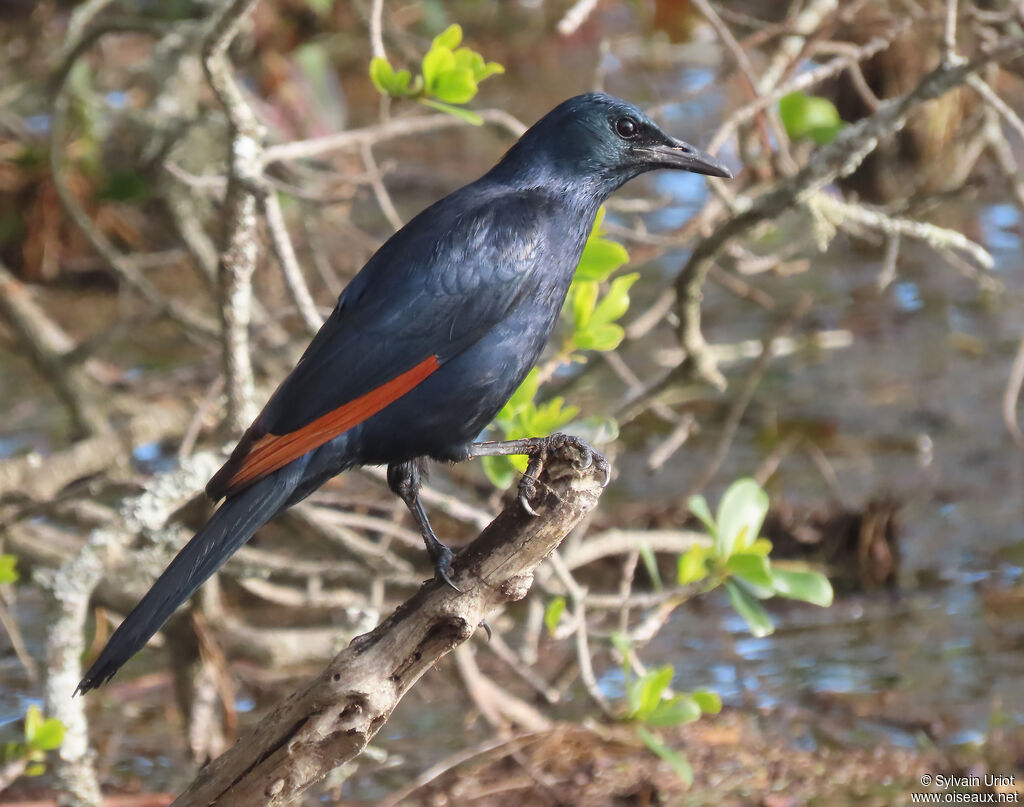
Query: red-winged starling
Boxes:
[{"xmin": 76, "ymin": 92, "xmax": 731, "ymax": 694}]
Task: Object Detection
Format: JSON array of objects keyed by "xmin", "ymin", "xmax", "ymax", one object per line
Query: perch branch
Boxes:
[{"xmin": 171, "ymin": 445, "xmax": 606, "ymax": 807}]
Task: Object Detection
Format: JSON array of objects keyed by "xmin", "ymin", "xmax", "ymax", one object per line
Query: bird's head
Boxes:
[{"xmin": 492, "ymin": 92, "xmax": 732, "ymax": 197}]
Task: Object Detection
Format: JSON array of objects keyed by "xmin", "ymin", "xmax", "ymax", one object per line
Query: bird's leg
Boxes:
[
  {"xmin": 467, "ymin": 434, "xmax": 610, "ymax": 515},
  {"xmin": 387, "ymin": 460, "xmax": 460, "ymax": 591}
]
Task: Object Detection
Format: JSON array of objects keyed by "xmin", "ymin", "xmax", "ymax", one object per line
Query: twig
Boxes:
[
  {"xmin": 261, "ymin": 192, "xmax": 323, "ymax": 335},
  {"xmin": 674, "ymin": 39, "xmax": 1024, "ymax": 389},
  {"xmin": 361, "ymin": 141, "xmax": 404, "ymax": 231},
  {"xmin": 967, "ymin": 72, "xmax": 1024, "ymax": 142},
  {"xmin": 0, "ymin": 262, "xmax": 108, "ymax": 437},
  {"xmin": 263, "ymin": 109, "xmax": 527, "ymax": 165},
  {"xmin": 201, "ymin": 0, "xmax": 266, "ymax": 432},
  {"xmin": 810, "ymin": 192, "xmax": 994, "ymax": 270},
  {"xmin": 557, "ymin": 0, "xmax": 601, "ymax": 36},
  {"xmin": 687, "ymin": 294, "xmax": 812, "ymax": 497},
  {"xmin": 546, "ymin": 551, "xmax": 613, "ymax": 718},
  {"xmin": 369, "ymin": 0, "xmax": 386, "ymax": 60},
  {"xmin": 1002, "ymin": 335, "xmax": 1024, "ymax": 449},
  {"xmin": 49, "ymin": 81, "xmax": 219, "ymax": 340},
  {"xmin": 170, "ymin": 447, "xmax": 606, "ymax": 807}
]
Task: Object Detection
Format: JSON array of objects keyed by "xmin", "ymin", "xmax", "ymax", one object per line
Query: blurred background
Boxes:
[{"xmin": 1, "ymin": 1, "xmax": 1023, "ymax": 804}]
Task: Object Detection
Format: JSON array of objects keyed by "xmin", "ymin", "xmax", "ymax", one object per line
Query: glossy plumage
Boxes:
[{"xmin": 77, "ymin": 92, "xmax": 731, "ymax": 693}]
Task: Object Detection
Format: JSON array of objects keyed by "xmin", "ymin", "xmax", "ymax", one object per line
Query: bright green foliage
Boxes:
[
  {"xmin": 612, "ymin": 632, "xmax": 721, "ymax": 786},
  {"xmin": 369, "ymin": 25, "xmax": 504, "ymax": 125},
  {"xmin": 779, "ymin": 90, "xmax": 844, "ymax": 144},
  {"xmin": 544, "ymin": 596, "xmax": 566, "ymax": 636},
  {"xmin": 481, "ymin": 369, "xmax": 579, "ymax": 487},
  {"xmin": 573, "ymin": 208, "xmax": 630, "ymax": 282},
  {"xmin": 1, "ymin": 706, "xmax": 65, "ymax": 780},
  {"xmin": 566, "ymin": 209, "xmax": 636, "ymax": 354},
  {"xmin": 685, "ymin": 478, "xmax": 834, "ymax": 637},
  {"xmin": 638, "ymin": 542, "xmax": 662, "ymax": 592},
  {"xmin": 0, "ymin": 554, "xmax": 18, "ymax": 584}
]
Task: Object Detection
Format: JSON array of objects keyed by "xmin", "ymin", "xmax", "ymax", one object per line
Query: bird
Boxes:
[{"xmin": 76, "ymin": 92, "xmax": 731, "ymax": 694}]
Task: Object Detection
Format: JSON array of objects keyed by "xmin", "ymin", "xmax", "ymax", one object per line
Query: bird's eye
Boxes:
[{"xmin": 615, "ymin": 116, "xmax": 639, "ymax": 139}]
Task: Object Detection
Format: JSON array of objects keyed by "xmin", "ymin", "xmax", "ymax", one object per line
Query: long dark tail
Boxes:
[{"xmin": 76, "ymin": 462, "xmax": 305, "ymax": 694}]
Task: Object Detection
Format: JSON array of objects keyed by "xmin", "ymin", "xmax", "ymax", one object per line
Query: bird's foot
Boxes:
[
  {"xmin": 518, "ymin": 433, "xmax": 610, "ymax": 516},
  {"xmin": 478, "ymin": 618, "xmax": 492, "ymax": 641},
  {"xmin": 425, "ymin": 536, "xmax": 461, "ymax": 592}
]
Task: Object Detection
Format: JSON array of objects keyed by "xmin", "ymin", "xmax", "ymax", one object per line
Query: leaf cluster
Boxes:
[
  {"xmin": 683, "ymin": 478, "xmax": 833, "ymax": 638},
  {"xmin": 369, "ymin": 25, "xmax": 504, "ymax": 125},
  {"xmin": 1, "ymin": 706, "xmax": 65, "ymax": 779}
]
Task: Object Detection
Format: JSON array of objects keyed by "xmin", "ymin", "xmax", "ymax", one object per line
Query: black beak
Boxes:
[{"xmin": 647, "ymin": 136, "xmax": 733, "ymax": 178}]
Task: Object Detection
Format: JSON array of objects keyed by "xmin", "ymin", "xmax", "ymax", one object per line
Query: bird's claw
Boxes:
[
  {"xmin": 518, "ymin": 474, "xmax": 540, "ymax": 517},
  {"xmin": 429, "ymin": 543, "xmax": 462, "ymax": 593},
  {"xmin": 478, "ymin": 618, "xmax": 492, "ymax": 641},
  {"xmin": 515, "ymin": 434, "xmax": 611, "ymax": 515},
  {"xmin": 548, "ymin": 433, "xmax": 611, "ymax": 486}
]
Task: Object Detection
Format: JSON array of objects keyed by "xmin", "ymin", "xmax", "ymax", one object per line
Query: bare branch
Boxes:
[
  {"xmin": 263, "ymin": 109, "xmax": 527, "ymax": 165},
  {"xmin": 201, "ymin": 0, "xmax": 265, "ymax": 432},
  {"xmin": 674, "ymin": 39, "xmax": 1024, "ymax": 388},
  {"xmin": 261, "ymin": 192, "xmax": 323, "ymax": 335},
  {"xmin": 171, "ymin": 447, "xmax": 606, "ymax": 807}
]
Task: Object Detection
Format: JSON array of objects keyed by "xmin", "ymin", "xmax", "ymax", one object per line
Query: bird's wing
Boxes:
[{"xmin": 207, "ymin": 188, "xmax": 558, "ymax": 499}]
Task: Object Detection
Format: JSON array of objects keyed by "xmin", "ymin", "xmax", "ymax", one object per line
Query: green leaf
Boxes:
[
  {"xmin": 422, "ymin": 46, "xmax": 455, "ymax": 92},
  {"xmin": 571, "ymin": 280, "xmax": 598, "ymax": 331},
  {"xmin": 502, "ymin": 369, "xmax": 540, "ymax": 417},
  {"xmin": 748, "ymin": 537, "xmax": 773, "ymax": 556},
  {"xmin": 431, "ymin": 23, "xmax": 463, "ymax": 51},
  {"xmin": 715, "ymin": 478, "xmax": 769, "ymax": 557},
  {"xmin": 527, "ymin": 397, "xmax": 579, "ymax": 435},
  {"xmin": 23, "ymin": 705, "xmax": 42, "ymax": 744},
  {"xmin": 28, "ymin": 719, "xmax": 64, "ymax": 752},
  {"xmin": 575, "ymin": 238, "xmax": 630, "ymax": 282},
  {"xmin": 25, "ymin": 762, "xmax": 46, "ymax": 777},
  {"xmin": 779, "ymin": 90, "xmax": 845, "ymax": 145},
  {"xmin": 419, "ymin": 98, "xmax": 482, "ymax": 126},
  {"xmin": 725, "ymin": 553, "xmax": 773, "ymax": 588},
  {"xmin": 0, "ymin": 554, "xmax": 19, "ymax": 584},
  {"xmin": 477, "ymin": 61, "xmax": 504, "ymax": 81},
  {"xmin": 544, "ymin": 596, "xmax": 566, "ymax": 635},
  {"xmin": 687, "ymin": 494, "xmax": 717, "ymax": 539},
  {"xmin": 590, "ymin": 273, "xmax": 640, "ymax": 327},
  {"xmin": 432, "ymin": 67, "xmax": 478, "ymax": 104},
  {"xmin": 481, "ymin": 454, "xmax": 516, "ymax": 489},
  {"xmin": 693, "ymin": 689, "xmax": 722, "ymax": 714},
  {"xmin": 636, "ymin": 727, "xmax": 693, "ymax": 785},
  {"xmin": 646, "ymin": 694, "xmax": 701, "ymax": 727},
  {"xmin": 573, "ymin": 323, "xmax": 625, "ymax": 352},
  {"xmin": 770, "ymin": 567, "xmax": 834, "ymax": 607},
  {"xmin": 638, "ymin": 542, "xmax": 662, "ymax": 592},
  {"xmin": 369, "ymin": 56, "xmax": 394, "ymax": 94},
  {"xmin": 392, "ymin": 69, "xmax": 415, "ymax": 95},
  {"xmin": 676, "ymin": 544, "xmax": 709, "ymax": 585},
  {"xmin": 725, "ymin": 579, "xmax": 774, "ymax": 637},
  {"xmin": 305, "ymin": 0, "xmax": 334, "ymax": 13},
  {"xmin": 632, "ymin": 665, "xmax": 674, "ymax": 720}
]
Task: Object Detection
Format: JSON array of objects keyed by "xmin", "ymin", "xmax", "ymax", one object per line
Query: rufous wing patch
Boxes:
[{"xmin": 224, "ymin": 355, "xmax": 440, "ymax": 493}]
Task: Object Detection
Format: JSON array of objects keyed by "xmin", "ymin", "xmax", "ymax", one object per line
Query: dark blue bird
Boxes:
[{"xmin": 77, "ymin": 92, "xmax": 731, "ymax": 693}]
